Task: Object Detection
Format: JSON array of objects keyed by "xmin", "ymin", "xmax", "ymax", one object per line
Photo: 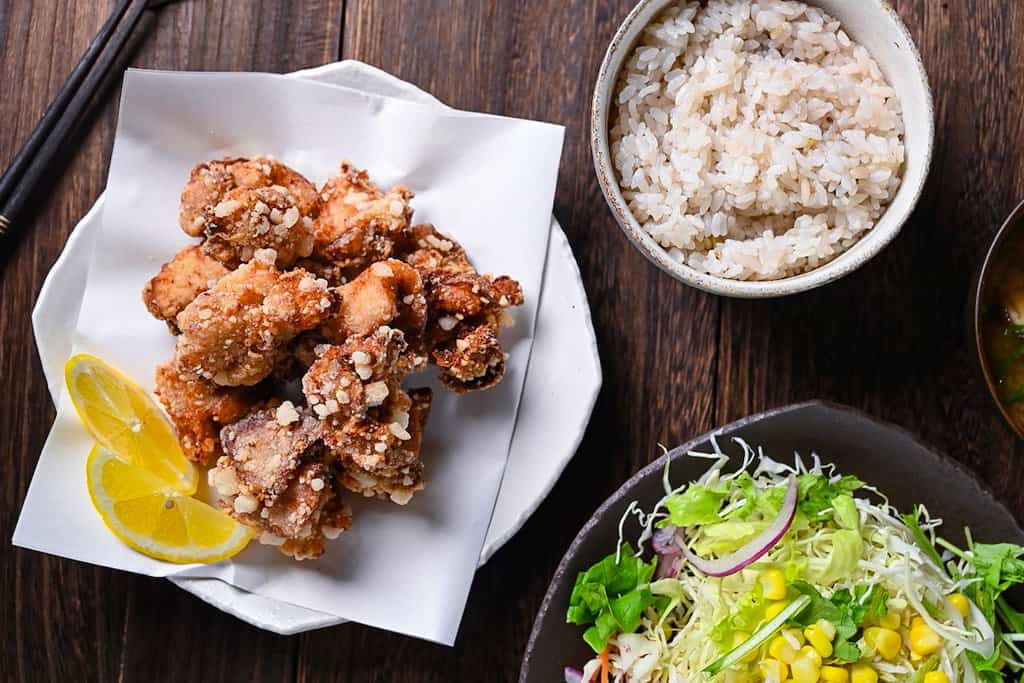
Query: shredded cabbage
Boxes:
[{"xmin": 572, "ymin": 439, "xmax": 1018, "ymax": 683}]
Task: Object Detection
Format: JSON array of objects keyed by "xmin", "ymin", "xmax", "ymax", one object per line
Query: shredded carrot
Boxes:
[{"xmin": 599, "ymin": 643, "xmax": 610, "ymax": 683}]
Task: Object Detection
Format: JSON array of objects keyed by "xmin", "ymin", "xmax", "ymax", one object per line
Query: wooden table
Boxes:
[{"xmin": 2, "ymin": 1, "xmax": 1023, "ymax": 680}]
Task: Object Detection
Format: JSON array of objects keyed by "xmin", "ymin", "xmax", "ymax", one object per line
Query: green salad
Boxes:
[{"xmin": 564, "ymin": 440, "xmax": 1024, "ymax": 683}]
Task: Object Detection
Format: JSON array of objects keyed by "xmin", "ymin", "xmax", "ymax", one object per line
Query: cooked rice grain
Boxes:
[{"xmin": 612, "ymin": 0, "xmax": 905, "ymax": 281}]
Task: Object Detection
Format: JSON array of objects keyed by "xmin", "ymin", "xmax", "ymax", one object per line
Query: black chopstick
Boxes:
[
  {"xmin": 0, "ymin": 0, "xmax": 134, "ymax": 212},
  {"xmin": 0, "ymin": 0, "xmax": 151, "ymax": 245}
]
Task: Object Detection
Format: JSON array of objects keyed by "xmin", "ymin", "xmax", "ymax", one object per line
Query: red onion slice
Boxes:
[
  {"xmin": 564, "ymin": 666, "xmax": 585, "ymax": 683},
  {"xmin": 652, "ymin": 524, "xmax": 681, "ymax": 556},
  {"xmin": 654, "ymin": 554, "xmax": 680, "ymax": 580},
  {"xmin": 678, "ymin": 475, "xmax": 797, "ymax": 577}
]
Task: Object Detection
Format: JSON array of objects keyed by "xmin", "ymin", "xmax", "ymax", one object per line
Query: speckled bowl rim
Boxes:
[
  {"xmin": 517, "ymin": 400, "xmax": 1023, "ymax": 681},
  {"xmin": 972, "ymin": 198, "xmax": 1024, "ymax": 440},
  {"xmin": 591, "ymin": 0, "xmax": 936, "ymax": 298}
]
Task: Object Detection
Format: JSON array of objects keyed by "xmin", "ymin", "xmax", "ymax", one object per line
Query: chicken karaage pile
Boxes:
[{"xmin": 143, "ymin": 156, "xmax": 523, "ymax": 560}]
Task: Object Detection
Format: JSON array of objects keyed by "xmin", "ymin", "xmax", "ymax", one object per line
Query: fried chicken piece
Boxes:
[
  {"xmin": 322, "ymin": 259, "xmax": 427, "ymax": 348},
  {"xmin": 428, "ymin": 272, "xmax": 524, "ymax": 323},
  {"xmin": 396, "ymin": 224, "xmax": 524, "ymax": 391},
  {"xmin": 399, "ymin": 224, "xmax": 475, "ymax": 276},
  {"xmin": 301, "ymin": 327, "xmax": 431, "ymax": 504},
  {"xmin": 174, "ymin": 250, "xmax": 335, "ymax": 386},
  {"xmin": 276, "ymin": 476, "xmax": 353, "ymax": 560},
  {"xmin": 180, "ymin": 156, "xmax": 319, "ymax": 238},
  {"xmin": 142, "ymin": 245, "xmax": 229, "ymax": 330},
  {"xmin": 426, "ymin": 273, "xmax": 522, "ymax": 392},
  {"xmin": 210, "ymin": 405, "xmax": 351, "ymax": 560},
  {"xmin": 153, "ymin": 362, "xmax": 262, "ymax": 465},
  {"xmin": 301, "ymin": 347, "xmax": 369, "ymax": 420},
  {"xmin": 202, "ymin": 185, "xmax": 316, "ymax": 268},
  {"xmin": 325, "ymin": 387, "xmax": 433, "ymax": 505},
  {"xmin": 217, "ymin": 404, "xmax": 322, "ymax": 505},
  {"xmin": 301, "ymin": 326, "xmax": 408, "ymax": 421},
  {"xmin": 312, "ymin": 162, "xmax": 413, "ymax": 275},
  {"xmin": 431, "ymin": 324, "xmax": 508, "ymax": 392}
]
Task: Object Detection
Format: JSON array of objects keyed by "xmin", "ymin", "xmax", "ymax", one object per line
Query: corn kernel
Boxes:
[
  {"xmin": 821, "ymin": 666, "xmax": 850, "ymax": 683},
  {"xmin": 878, "ymin": 610, "xmax": 901, "ymax": 630},
  {"xmin": 851, "ymin": 664, "xmax": 878, "ymax": 683},
  {"xmin": 765, "ymin": 601, "xmax": 789, "ymax": 622},
  {"xmin": 947, "ymin": 594, "xmax": 970, "ymax": 618},
  {"xmin": 761, "ymin": 568, "xmax": 788, "ymax": 601},
  {"xmin": 733, "ymin": 631, "xmax": 758, "ymax": 663},
  {"xmin": 816, "ymin": 619, "xmax": 837, "ymax": 640},
  {"xmin": 804, "ymin": 624, "xmax": 834, "ymax": 658},
  {"xmin": 909, "ymin": 621, "xmax": 943, "ymax": 656},
  {"xmin": 791, "ymin": 649, "xmax": 822, "ymax": 683},
  {"xmin": 911, "ymin": 617, "xmax": 926, "ymax": 630},
  {"xmin": 760, "ymin": 659, "xmax": 789, "ymax": 682},
  {"xmin": 864, "ymin": 627, "xmax": 901, "ymax": 661},
  {"xmin": 769, "ymin": 635, "xmax": 798, "ymax": 664},
  {"xmin": 800, "ymin": 646, "xmax": 822, "ymax": 666},
  {"xmin": 923, "ymin": 673, "xmax": 949, "ymax": 683}
]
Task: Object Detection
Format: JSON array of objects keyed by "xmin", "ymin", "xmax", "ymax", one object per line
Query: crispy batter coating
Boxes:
[
  {"xmin": 180, "ymin": 157, "xmax": 319, "ymax": 238},
  {"xmin": 399, "ymin": 224, "xmax": 475, "ymax": 275},
  {"xmin": 211, "ymin": 405, "xmax": 351, "ymax": 560},
  {"xmin": 202, "ymin": 185, "xmax": 316, "ymax": 268},
  {"xmin": 217, "ymin": 405, "xmax": 322, "ymax": 505},
  {"xmin": 396, "ymin": 224, "xmax": 524, "ymax": 392},
  {"xmin": 312, "ymin": 162, "xmax": 413, "ymax": 275},
  {"xmin": 153, "ymin": 362, "xmax": 261, "ymax": 465},
  {"xmin": 431, "ymin": 324, "xmax": 507, "ymax": 392},
  {"xmin": 326, "ymin": 387, "xmax": 433, "ymax": 505},
  {"xmin": 425, "ymin": 273, "xmax": 522, "ymax": 392},
  {"xmin": 142, "ymin": 245, "xmax": 229, "ymax": 330},
  {"xmin": 301, "ymin": 326, "xmax": 408, "ymax": 421},
  {"xmin": 302, "ymin": 327, "xmax": 430, "ymax": 504},
  {"xmin": 301, "ymin": 346, "xmax": 368, "ymax": 420},
  {"xmin": 293, "ymin": 257, "xmax": 349, "ymax": 288},
  {"xmin": 175, "ymin": 251, "xmax": 335, "ymax": 386},
  {"xmin": 322, "ymin": 259, "xmax": 427, "ymax": 351}
]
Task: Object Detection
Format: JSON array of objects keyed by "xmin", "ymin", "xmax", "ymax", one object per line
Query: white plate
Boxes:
[{"xmin": 31, "ymin": 60, "xmax": 601, "ymax": 635}]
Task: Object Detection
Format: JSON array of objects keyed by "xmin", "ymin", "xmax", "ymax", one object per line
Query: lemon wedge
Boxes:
[
  {"xmin": 65, "ymin": 354, "xmax": 196, "ymax": 494},
  {"xmin": 86, "ymin": 446, "xmax": 253, "ymax": 564}
]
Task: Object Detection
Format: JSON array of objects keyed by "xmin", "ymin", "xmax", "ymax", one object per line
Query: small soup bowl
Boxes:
[{"xmin": 972, "ymin": 199, "xmax": 1024, "ymax": 439}]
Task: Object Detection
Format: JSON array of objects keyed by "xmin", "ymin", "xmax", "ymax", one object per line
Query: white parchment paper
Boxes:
[{"xmin": 13, "ymin": 69, "xmax": 564, "ymax": 645}]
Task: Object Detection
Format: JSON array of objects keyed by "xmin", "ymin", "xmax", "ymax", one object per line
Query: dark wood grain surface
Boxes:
[{"xmin": 2, "ymin": 0, "xmax": 1022, "ymax": 681}]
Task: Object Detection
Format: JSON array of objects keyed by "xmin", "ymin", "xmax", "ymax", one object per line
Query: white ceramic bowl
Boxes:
[{"xmin": 591, "ymin": 0, "xmax": 935, "ymax": 298}]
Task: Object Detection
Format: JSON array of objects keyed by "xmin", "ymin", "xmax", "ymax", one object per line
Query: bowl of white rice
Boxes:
[{"xmin": 593, "ymin": 0, "xmax": 933, "ymax": 297}]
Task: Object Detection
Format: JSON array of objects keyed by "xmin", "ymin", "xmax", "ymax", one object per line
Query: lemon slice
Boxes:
[
  {"xmin": 65, "ymin": 354, "xmax": 196, "ymax": 494},
  {"xmin": 86, "ymin": 446, "xmax": 253, "ymax": 564}
]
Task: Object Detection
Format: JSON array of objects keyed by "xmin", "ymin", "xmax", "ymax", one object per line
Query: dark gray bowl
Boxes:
[{"xmin": 519, "ymin": 401, "xmax": 1024, "ymax": 682}]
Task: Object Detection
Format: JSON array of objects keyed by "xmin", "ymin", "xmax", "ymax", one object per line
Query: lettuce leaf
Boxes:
[
  {"xmin": 796, "ymin": 474, "xmax": 864, "ymax": 521},
  {"xmin": 832, "ymin": 494, "xmax": 859, "ymax": 532},
  {"xmin": 566, "ymin": 544, "xmax": 660, "ymax": 653},
  {"xmin": 693, "ymin": 520, "xmax": 769, "ymax": 556},
  {"xmin": 755, "ymin": 474, "xmax": 863, "ymax": 524},
  {"xmin": 807, "ymin": 529, "xmax": 863, "ymax": 585},
  {"xmin": 710, "ymin": 584, "xmax": 767, "ymax": 652},
  {"xmin": 661, "ymin": 484, "xmax": 727, "ymax": 527}
]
